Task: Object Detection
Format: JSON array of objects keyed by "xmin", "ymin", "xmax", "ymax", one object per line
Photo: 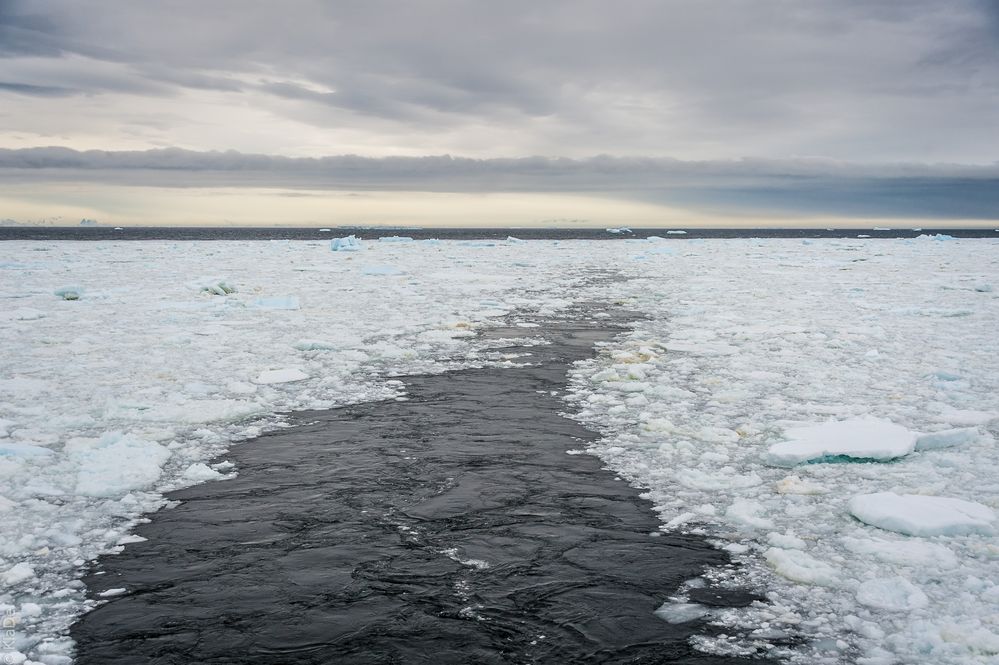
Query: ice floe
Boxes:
[
  {"xmin": 848, "ymin": 492, "xmax": 995, "ymax": 536},
  {"xmin": 765, "ymin": 418, "xmax": 917, "ymax": 466}
]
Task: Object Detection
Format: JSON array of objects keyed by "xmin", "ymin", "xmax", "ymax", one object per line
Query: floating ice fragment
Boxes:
[
  {"xmin": 856, "ymin": 577, "xmax": 928, "ymax": 611},
  {"xmin": 914, "ymin": 427, "xmax": 980, "ymax": 451},
  {"xmin": 666, "ymin": 230, "xmax": 687, "ymax": 234},
  {"xmin": 606, "ymin": 227, "xmax": 631, "ymax": 234},
  {"xmin": 181, "ymin": 462, "xmax": 224, "ymax": 482},
  {"xmin": 54, "ymin": 286, "xmax": 83, "ymax": 300},
  {"xmin": 196, "ymin": 278, "xmax": 236, "ymax": 295},
  {"xmin": 72, "ymin": 432, "xmax": 171, "ymax": 497},
  {"xmin": 2, "ymin": 562, "xmax": 36, "ymax": 585},
  {"xmin": 377, "ymin": 235, "xmax": 414, "ymax": 243},
  {"xmin": 764, "ymin": 548, "xmax": 839, "ymax": 586},
  {"xmin": 775, "ymin": 475, "xmax": 828, "ymax": 495},
  {"xmin": 654, "ymin": 601, "xmax": 712, "ymax": 623},
  {"xmin": 848, "ymin": 492, "xmax": 995, "ymax": 536},
  {"xmin": 0, "ymin": 442, "xmax": 54, "ymax": 458},
  {"xmin": 330, "ymin": 235, "xmax": 362, "ymax": 251},
  {"xmin": 725, "ymin": 499, "xmax": 775, "ymax": 530},
  {"xmin": 255, "ymin": 368, "xmax": 309, "ymax": 384},
  {"xmin": 933, "ymin": 407, "xmax": 996, "ymax": 426},
  {"xmin": 765, "ymin": 418, "xmax": 916, "ymax": 466},
  {"xmin": 98, "ymin": 588, "xmax": 127, "ymax": 598}
]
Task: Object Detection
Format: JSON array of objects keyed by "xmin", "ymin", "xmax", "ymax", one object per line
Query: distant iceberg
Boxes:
[{"xmin": 330, "ymin": 235, "xmax": 362, "ymax": 251}]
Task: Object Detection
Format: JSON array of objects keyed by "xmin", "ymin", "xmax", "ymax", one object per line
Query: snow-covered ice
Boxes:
[
  {"xmin": 848, "ymin": 492, "xmax": 995, "ymax": 536},
  {"xmin": 765, "ymin": 418, "xmax": 917, "ymax": 466},
  {"xmin": 566, "ymin": 236, "xmax": 999, "ymax": 664},
  {"xmin": 0, "ymin": 237, "xmax": 593, "ymax": 662}
]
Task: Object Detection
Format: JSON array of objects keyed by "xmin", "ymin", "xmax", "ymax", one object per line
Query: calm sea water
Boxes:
[{"xmin": 1, "ymin": 226, "xmax": 996, "ymax": 241}]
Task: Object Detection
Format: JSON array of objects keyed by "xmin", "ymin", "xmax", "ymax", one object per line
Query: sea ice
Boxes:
[
  {"xmin": 362, "ymin": 265, "xmax": 405, "ymax": 276},
  {"xmin": 255, "ymin": 368, "xmax": 309, "ymax": 384},
  {"xmin": 764, "ymin": 548, "xmax": 839, "ymax": 586},
  {"xmin": 914, "ymin": 427, "xmax": 980, "ymax": 451},
  {"xmin": 848, "ymin": 492, "xmax": 996, "ymax": 536},
  {"xmin": 71, "ymin": 433, "xmax": 171, "ymax": 497},
  {"xmin": 855, "ymin": 577, "xmax": 928, "ymax": 611},
  {"xmin": 766, "ymin": 418, "xmax": 916, "ymax": 466},
  {"xmin": 250, "ymin": 295, "xmax": 300, "ymax": 310}
]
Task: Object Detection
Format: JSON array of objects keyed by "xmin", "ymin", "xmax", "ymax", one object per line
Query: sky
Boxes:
[{"xmin": 1, "ymin": 0, "xmax": 997, "ymax": 227}]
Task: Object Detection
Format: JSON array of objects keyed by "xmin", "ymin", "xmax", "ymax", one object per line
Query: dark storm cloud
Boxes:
[{"xmin": 2, "ymin": 147, "xmax": 997, "ymax": 219}]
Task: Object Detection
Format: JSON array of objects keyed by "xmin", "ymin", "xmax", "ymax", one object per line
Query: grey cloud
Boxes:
[
  {"xmin": 1, "ymin": 147, "xmax": 997, "ymax": 219},
  {"xmin": 0, "ymin": 81, "xmax": 77, "ymax": 96},
  {"xmin": 1, "ymin": 1, "xmax": 997, "ymax": 161}
]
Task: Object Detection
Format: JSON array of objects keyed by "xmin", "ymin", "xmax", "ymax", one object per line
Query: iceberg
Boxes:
[{"xmin": 330, "ymin": 235, "xmax": 362, "ymax": 251}]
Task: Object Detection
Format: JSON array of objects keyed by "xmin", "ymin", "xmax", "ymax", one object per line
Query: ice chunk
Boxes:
[
  {"xmin": 255, "ymin": 368, "xmax": 309, "ymax": 384},
  {"xmin": 196, "ymin": 278, "xmax": 236, "ymax": 295},
  {"xmin": 377, "ymin": 235, "xmax": 414, "ymax": 242},
  {"xmin": 766, "ymin": 418, "xmax": 916, "ymax": 466},
  {"xmin": 934, "ymin": 407, "xmax": 997, "ymax": 426},
  {"xmin": 666, "ymin": 230, "xmax": 687, "ymax": 234},
  {"xmin": 330, "ymin": 235, "xmax": 362, "ymax": 251},
  {"xmin": 250, "ymin": 296, "xmax": 300, "ymax": 310},
  {"xmin": 72, "ymin": 432, "xmax": 172, "ymax": 497},
  {"xmin": 914, "ymin": 427, "xmax": 980, "ymax": 451},
  {"xmin": 764, "ymin": 548, "xmax": 839, "ymax": 586},
  {"xmin": 1, "ymin": 562, "xmax": 36, "ymax": 585},
  {"xmin": 98, "ymin": 588, "xmax": 127, "ymax": 598},
  {"xmin": 0, "ymin": 442, "xmax": 55, "ymax": 458},
  {"xmin": 53, "ymin": 285, "xmax": 83, "ymax": 300},
  {"xmin": 725, "ymin": 499, "xmax": 774, "ymax": 530},
  {"xmin": 775, "ymin": 475, "xmax": 828, "ymax": 495},
  {"xmin": 654, "ymin": 601, "xmax": 712, "ymax": 623},
  {"xmin": 848, "ymin": 492, "xmax": 996, "ymax": 536},
  {"xmin": 181, "ymin": 462, "xmax": 224, "ymax": 483},
  {"xmin": 856, "ymin": 577, "xmax": 928, "ymax": 611},
  {"xmin": 606, "ymin": 227, "xmax": 632, "ymax": 234}
]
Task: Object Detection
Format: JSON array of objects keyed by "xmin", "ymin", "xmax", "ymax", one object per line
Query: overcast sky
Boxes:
[{"xmin": 1, "ymin": 0, "xmax": 997, "ymax": 225}]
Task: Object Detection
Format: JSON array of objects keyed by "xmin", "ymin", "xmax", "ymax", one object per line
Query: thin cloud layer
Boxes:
[{"xmin": 2, "ymin": 147, "xmax": 997, "ymax": 219}]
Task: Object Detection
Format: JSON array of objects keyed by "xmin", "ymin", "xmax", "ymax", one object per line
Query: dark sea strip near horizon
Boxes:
[
  {"xmin": 71, "ymin": 304, "xmax": 775, "ymax": 664},
  {"xmin": 1, "ymin": 225, "xmax": 997, "ymax": 241}
]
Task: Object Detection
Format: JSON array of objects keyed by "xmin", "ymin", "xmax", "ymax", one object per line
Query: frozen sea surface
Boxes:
[
  {"xmin": 568, "ymin": 235, "xmax": 999, "ymax": 664},
  {"xmin": 1, "ymin": 235, "xmax": 998, "ymax": 664}
]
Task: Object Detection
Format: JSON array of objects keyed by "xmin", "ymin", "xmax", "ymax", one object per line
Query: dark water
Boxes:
[
  {"xmin": 71, "ymin": 307, "xmax": 771, "ymax": 664},
  {"xmin": 2, "ymin": 225, "xmax": 996, "ymax": 241}
]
